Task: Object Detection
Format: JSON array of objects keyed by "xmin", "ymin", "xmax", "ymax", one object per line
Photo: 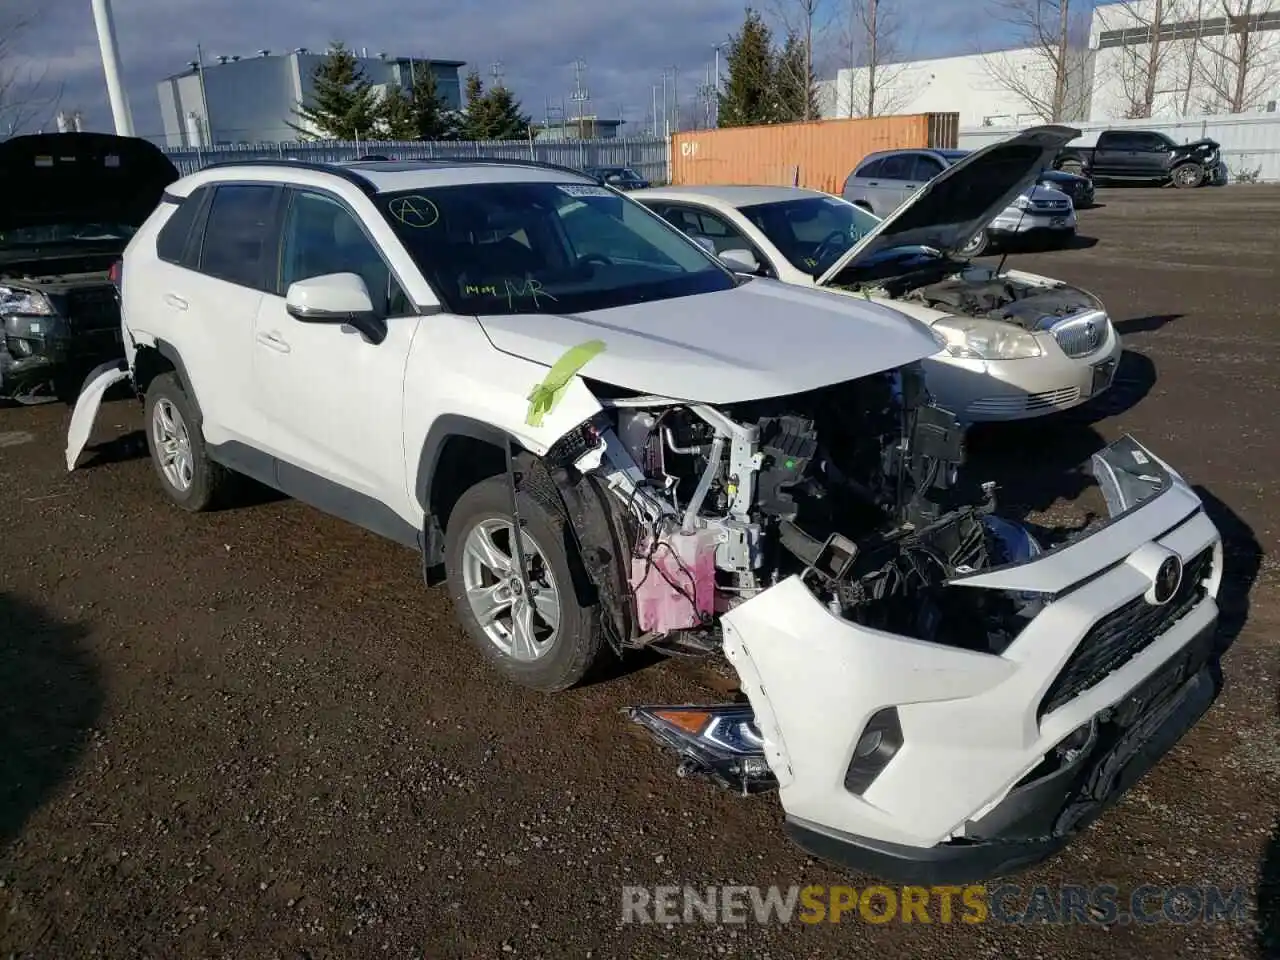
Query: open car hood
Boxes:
[
  {"xmin": 0, "ymin": 132, "xmax": 179, "ymax": 232},
  {"xmin": 476, "ymin": 278, "xmax": 942, "ymax": 404},
  {"xmin": 818, "ymin": 125, "xmax": 1081, "ymax": 286}
]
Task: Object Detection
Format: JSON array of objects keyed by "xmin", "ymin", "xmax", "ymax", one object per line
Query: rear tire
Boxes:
[
  {"xmin": 1172, "ymin": 162, "xmax": 1204, "ymax": 188},
  {"xmin": 143, "ymin": 373, "xmax": 230, "ymax": 512},
  {"xmin": 444, "ymin": 475, "xmax": 606, "ymax": 692}
]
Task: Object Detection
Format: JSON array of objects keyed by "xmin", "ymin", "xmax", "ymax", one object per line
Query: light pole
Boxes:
[
  {"xmin": 90, "ymin": 0, "xmax": 135, "ymax": 136},
  {"xmin": 713, "ymin": 42, "xmax": 726, "ymax": 126},
  {"xmin": 670, "ymin": 66, "xmax": 680, "ymax": 133}
]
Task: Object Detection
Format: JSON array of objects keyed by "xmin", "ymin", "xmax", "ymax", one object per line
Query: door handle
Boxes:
[
  {"xmin": 867, "ymin": 181, "xmax": 879, "ymax": 186},
  {"xmin": 256, "ymin": 330, "xmax": 291, "ymax": 354},
  {"xmin": 905, "ymin": 184, "xmax": 917, "ymax": 191},
  {"xmin": 163, "ymin": 293, "xmax": 188, "ymax": 310}
]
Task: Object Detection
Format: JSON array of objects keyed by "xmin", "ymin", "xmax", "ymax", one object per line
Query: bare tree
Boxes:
[
  {"xmin": 1197, "ymin": 0, "xmax": 1280, "ymax": 113},
  {"xmin": 980, "ymin": 0, "xmax": 1095, "ymax": 122},
  {"xmin": 1098, "ymin": 0, "xmax": 1180, "ymax": 117},
  {"xmin": 1, "ymin": 6, "xmax": 62, "ymax": 137},
  {"xmin": 1172, "ymin": 0, "xmax": 1209, "ymax": 114},
  {"xmin": 841, "ymin": 0, "xmax": 917, "ymax": 116},
  {"xmin": 768, "ymin": 0, "xmax": 829, "ymax": 120}
]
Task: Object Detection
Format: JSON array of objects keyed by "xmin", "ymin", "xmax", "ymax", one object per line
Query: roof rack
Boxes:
[{"xmin": 195, "ymin": 155, "xmax": 604, "ymax": 192}]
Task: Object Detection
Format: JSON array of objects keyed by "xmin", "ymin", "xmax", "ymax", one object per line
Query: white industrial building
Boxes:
[{"xmin": 821, "ymin": 0, "xmax": 1280, "ymax": 126}]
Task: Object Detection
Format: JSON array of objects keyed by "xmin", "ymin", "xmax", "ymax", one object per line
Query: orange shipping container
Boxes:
[{"xmin": 668, "ymin": 113, "xmax": 959, "ymax": 194}]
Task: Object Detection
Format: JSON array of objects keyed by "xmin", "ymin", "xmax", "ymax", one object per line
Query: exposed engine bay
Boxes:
[
  {"xmin": 543, "ymin": 363, "xmax": 1047, "ymax": 665},
  {"xmin": 837, "ymin": 260, "xmax": 1103, "ymax": 330}
]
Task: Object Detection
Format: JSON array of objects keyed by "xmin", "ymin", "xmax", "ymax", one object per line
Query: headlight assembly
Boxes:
[
  {"xmin": 0, "ymin": 285, "xmax": 54, "ymax": 317},
  {"xmin": 1011, "ymin": 194, "xmax": 1034, "ymax": 211},
  {"xmin": 932, "ymin": 316, "xmax": 1043, "ymax": 360}
]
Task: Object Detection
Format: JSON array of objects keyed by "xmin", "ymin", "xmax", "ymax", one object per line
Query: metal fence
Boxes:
[
  {"xmin": 162, "ymin": 136, "xmax": 671, "ymax": 183},
  {"xmin": 958, "ymin": 111, "xmax": 1280, "ymax": 182}
]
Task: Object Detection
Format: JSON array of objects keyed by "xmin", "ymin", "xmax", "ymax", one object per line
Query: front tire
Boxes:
[
  {"xmin": 1172, "ymin": 162, "xmax": 1204, "ymax": 188},
  {"xmin": 143, "ymin": 373, "xmax": 230, "ymax": 512},
  {"xmin": 444, "ymin": 475, "xmax": 606, "ymax": 692},
  {"xmin": 959, "ymin": 229, "xmax": 989, "ymax": 257}
]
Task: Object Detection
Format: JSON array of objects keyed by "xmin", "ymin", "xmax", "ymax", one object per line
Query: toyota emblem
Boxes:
[{"xmin": 1149, "ymin": 555, "xmax": 1183, "ymax": 605}]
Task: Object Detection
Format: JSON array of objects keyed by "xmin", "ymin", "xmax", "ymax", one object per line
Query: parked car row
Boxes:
[{"xmin": 4, "ymin": 126, "xmax": 1221, "ymax": 888}]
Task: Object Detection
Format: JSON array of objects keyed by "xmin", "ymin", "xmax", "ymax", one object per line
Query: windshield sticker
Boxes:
[
  {"xmin": 387, "ymin": 195, "xmax": 439, "ymax": 228},
  {"xmin": 558, "ymin": 184, "xmax": 614, "ymax": 198}
]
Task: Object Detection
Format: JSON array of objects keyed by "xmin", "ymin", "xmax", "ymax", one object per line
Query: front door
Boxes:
[{"xmin": 251, "ymin": 187, "xmax": 422, "ymax": 523}]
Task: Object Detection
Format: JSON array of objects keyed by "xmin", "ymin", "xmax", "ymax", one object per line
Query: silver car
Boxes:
[
  {"xmin": 632, "ymin": 126, "xmax": 1122, "ymax": 424},
  {"xmin": 842, "ymin": 148, "xmax": 1077, "ymax": 257}
]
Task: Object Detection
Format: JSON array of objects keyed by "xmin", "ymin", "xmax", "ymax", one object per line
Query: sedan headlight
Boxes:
[
  {"xmin": 0, "ymin": 285, "xmax": 54, "ymax": 316},
  {"xmin": 932, "ymin": 316, "xmax": 1043, "ymax": 360}
]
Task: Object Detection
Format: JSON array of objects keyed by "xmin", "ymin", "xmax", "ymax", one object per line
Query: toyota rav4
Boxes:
[{"xmin": 67, "ymin": 158, "xmax": 1224, "ymax": 884}]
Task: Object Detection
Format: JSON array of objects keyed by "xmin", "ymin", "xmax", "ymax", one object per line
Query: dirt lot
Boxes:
[{"xmin": 1, "ymin": 185, "xmax": 1277, "ymax": 959}]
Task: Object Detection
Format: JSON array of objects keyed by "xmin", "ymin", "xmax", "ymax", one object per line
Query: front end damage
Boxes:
[{"xmin": 537, "ymin": 365, "xmax": 1221, "ymax": 883}]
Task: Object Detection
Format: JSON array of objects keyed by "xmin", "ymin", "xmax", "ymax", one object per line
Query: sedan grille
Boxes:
[
  {"xmin": 1050, "ymin": 311, "xmax": 1107, "ymax": 359},
  {"xmin": 65, "ymin": 285, "xmax": 120, "ymax": 331},
  {"xmin": 1038, "ymin": 547, "xmax": 1213, "ymax": 719}
]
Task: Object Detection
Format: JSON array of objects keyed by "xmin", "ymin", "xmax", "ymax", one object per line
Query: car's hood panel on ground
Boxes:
[
  {"xmin": 476, "ymin": 278, "xmax": 942, "ymax": 404},
  {"xmin": 819, "ymin": 125, "xmax": 1081, "ymax": 286},
  {"xmin": 0, "ymin": 132, "xmax": 179, "ymax": 232}
]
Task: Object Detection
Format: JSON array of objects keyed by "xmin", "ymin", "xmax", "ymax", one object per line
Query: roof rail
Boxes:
[
  {"xmin": 196, "ymin": 158, "xmax": 379, "ymax": 194},
  {"xmin": 195, "ymin": 155, "xmax": 604, "ymax": 191}
]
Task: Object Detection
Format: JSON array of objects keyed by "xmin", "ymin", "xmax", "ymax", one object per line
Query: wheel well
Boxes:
[
  {"xmin": 853, "ymin": 200, "xmax": 873, "ymax": 212},
  {"xmin": 428, "ymin": 435, "xmax": 508, "ymax": 535},
  {"xmin": 132, "ymin": 344, "xmax": 176, "ymax": 395}
]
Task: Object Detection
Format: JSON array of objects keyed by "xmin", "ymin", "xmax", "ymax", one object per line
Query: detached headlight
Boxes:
[
  {"xmin": 932, "ymin": 316, "xmax": 1043, "ymax": 360},
  {"xmin": 0, "ymin": 285, "xmax": 53, "ymax": 316}
]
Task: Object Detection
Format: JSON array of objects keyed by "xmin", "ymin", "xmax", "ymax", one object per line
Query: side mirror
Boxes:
[
  {"xmin": 285, "ymin": 272, "xmax": 387, "ymax": 344},
  {"xmin": 605, "ymin": 173, "xmax": 623, "ymax": 184},
  {"xmin": 718, "ymin": 248, "xmax": 760, "ymax": 274}
]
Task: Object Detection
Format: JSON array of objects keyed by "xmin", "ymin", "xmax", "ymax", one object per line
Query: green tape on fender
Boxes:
[{"xmin": 524, "ymin": 339, "xmax": 607, "ymax": 427}]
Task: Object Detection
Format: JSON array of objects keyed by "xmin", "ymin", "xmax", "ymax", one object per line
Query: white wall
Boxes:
[
  {"xmin": 1088, "ymin": 0, "xmax": 1280, "ymax": 122},
  {"xmin": 822, "ymin": 48, "xmax": 1091, "ymax": 127}
]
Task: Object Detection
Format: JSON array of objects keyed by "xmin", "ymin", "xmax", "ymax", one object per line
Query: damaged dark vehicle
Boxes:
[{"xmin": 0, "ymin": 132, "xmax": 178, "ymax": 403}]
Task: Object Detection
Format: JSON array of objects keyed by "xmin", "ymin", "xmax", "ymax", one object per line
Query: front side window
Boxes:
[
  {"xmin": 877, "ymin": 154, "xmax": 914, "ymax": 180},
  {"xmin": 198, "ymin": 184, "xmax": 278, "ymax": 289},
  {"xmin": 278, "ymin": 189, "xmax": 408, "ymax": 316},
  {"xmin": 740, "ymin": 196, "xmax": 880, "ymax": 277},
  {"xmin": 375, "ymin": 181, "xmax": 733, "ymax": 316}
]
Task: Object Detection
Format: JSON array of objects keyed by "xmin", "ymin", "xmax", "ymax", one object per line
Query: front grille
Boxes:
[
  {"xmin": 966, "ymin": 385, "xmax": 1080, "ymax": 417},
  {"xmin": 1051, "ymin": 312, "xmax": 1107, "ymax": 358},
  {"xmin": 1039, "ymin": 547, "xmax": 1214, "ymax": 719},
  {"xmin": 65, "ymin": 285, "xmax": 120, "ymax": 331},
  {"xmin": 1031, "ymin": 198, "xmax": 1071, "ymax": 212}
]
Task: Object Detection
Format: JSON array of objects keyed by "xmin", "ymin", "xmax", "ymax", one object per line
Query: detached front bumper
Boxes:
[
  {"xmin": 785, "ymin": 622, "xmax": 1219, "ymax": 884},
  {"xmin": 719, "ymin": 437, "xmax": 1222, "ymax": 882}
]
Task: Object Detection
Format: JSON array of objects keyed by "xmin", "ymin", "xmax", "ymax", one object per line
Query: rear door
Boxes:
[
  {"xmin": 868, "ymin": 153, "xmax": 917, "ymax": 213},
  {"xmin": 842, "ymin": 156, "xmax": 893, "ymax": 213},
  {"xmin": 139, "ymin": 182, "xmax": 282, "ymax": 449}
]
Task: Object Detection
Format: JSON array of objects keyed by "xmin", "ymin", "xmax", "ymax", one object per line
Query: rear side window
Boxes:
[
  {"xmin": 1098, "ymin": 132, "xmax": 1136, "ymax": 150},
  {"xmin": 155, "ymin": 187, "xmax": 207, "ymax": 265},
  {"xmin": 877, "ymin": 154, "xmax": 914, "ymax": 180},
  {"xmin": 910, "ymin": 154, "xmax": 946, "ymax": 181},
  {"xmin": 198, "ymin": 184, "xmax": 279, "ymax": 289},
  {"xmin": 855, "ymin": 157, "xmax": 886, "ymax": 178}
]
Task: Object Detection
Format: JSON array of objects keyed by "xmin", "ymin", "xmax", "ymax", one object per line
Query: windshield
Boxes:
[
  {"xmin": 377, "ymin": 181, "xmax": 733, "ymax": 315},
  {"xmin": 0, "ymin": 222, "xmax": 137, "ymax": 247},
  {"xmin": 738, "ymin": 196, "xmax": 880, "ymax": 278}
]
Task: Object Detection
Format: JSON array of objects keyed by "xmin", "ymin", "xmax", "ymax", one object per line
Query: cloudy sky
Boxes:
[{"xmin": 6, "ymin": 0, "xmax": 1037, "ymax": 140}]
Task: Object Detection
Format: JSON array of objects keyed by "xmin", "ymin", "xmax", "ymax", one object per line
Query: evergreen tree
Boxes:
[
  {"xmin": 459, "ymin": 70, "xmax": 531, "ymax": 140},
  {"xmin": 378, "ymin": 84, "xmax": 418, "ymax": 140},
  {"xmin": 773, "ymin": 31, "xmax": 819, "ymax": 123},
  {"xmin": 289, "ymin": 42, "xmax": 381, "ymax": 140},
  {"xmin": 717, "ymin": 8, "xmax": 777, "ymax": 127},
  {"xmin": 407, "ymin": 64, "xmax": 455, "ymax": 140},
  {"xmin": 482, "ymin": 85, "xmax": 532, "ymax": 140}
]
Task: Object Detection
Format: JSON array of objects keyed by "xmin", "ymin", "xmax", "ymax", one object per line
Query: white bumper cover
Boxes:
[{"xmin": 722, "ymin": 442, "xmax": 1221, "ymax": 853}]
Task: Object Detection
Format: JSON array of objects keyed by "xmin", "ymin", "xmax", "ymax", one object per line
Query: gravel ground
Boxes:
[{"xmin": 1, "ymin": 185, "xmax": 1277, "ymax": 959}]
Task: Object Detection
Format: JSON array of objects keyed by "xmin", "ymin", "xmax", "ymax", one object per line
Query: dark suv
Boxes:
[{"xmin": 0, "ymin": 132, "xmax": 178, "ymax": 403}]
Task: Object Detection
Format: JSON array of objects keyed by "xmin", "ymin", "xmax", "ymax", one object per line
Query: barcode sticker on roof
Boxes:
[{"xmin": 559, "ymin": 184, "xmax": 613, "ymax": 198}]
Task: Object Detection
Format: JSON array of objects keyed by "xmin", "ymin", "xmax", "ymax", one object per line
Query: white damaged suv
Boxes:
[{"xmin": 67, "ymin": 157, "xmax": 1224, "ymax": 884}]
